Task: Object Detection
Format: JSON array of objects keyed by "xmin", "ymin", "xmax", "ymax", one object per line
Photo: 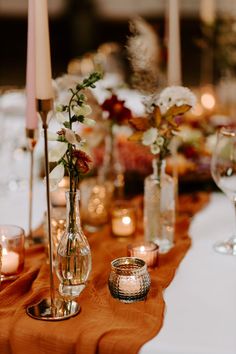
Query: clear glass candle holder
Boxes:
[
  {"xmin": 80, "ymin": 177, "xmax": 113, "ymax": 232},
  {"xmin": 0, "ymin": 225, "xmax": 25, "ymax": 281},
  {"xmin": 127, "ymin": 241, "xmax": 159, "ymax": 269},
  {"xmin": 108, "ymin": 257, "xmax": 151, "ymax": 303},
  {"xmin": 50, "ymin": 177, "xmax": 69, "ymax": 207},
  {"xmin": 111, "ymin": 201, "xmax": 136, "ymax": 237},
  {"xmin": 44, "ymin": 207, "xmax": 66, "ymax": 261}
]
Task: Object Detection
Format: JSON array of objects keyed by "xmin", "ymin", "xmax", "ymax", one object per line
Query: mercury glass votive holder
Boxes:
[
  {"xmin": 111, "ymin": 201, "xmax": 136, "ymax": 237},
  {"xmin": 108, "ymin": 257, "xmax": 151, "ymax": 303},
  {"xmin": 127, "ymin": 241, "xmax": 159, "ymax": 269},
  {"xmin": 80, "ymin": 177, "xmax": 113, "ymax": 232},
  {"xmin": 0, "ymin": 225, "xmax": 25, "ymax": 281}
]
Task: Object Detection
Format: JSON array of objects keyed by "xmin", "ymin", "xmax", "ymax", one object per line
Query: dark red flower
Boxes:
[
  {"xmin": 72, "ymin": 150, "xmax": 92, "ymax": 174},
  {"xmin": 101, "ymin": 94, "xmax": 132, "ymax": 124}
]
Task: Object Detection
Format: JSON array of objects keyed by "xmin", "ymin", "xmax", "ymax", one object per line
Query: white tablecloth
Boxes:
[{"xmin": 0, "ymin": 184, "xmax": 235, "ymax": 354}]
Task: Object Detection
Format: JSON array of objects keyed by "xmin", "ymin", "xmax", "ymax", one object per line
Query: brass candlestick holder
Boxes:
[
  {"xmin": 25, "ymin": 128, "xmax": 38, "ymax": 247},
  {"xmin": 26, "ymin": 99, "xmax": 80, "ymax": 321}
]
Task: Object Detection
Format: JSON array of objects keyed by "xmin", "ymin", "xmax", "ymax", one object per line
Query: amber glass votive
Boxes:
[
  {"xmin": 111, "ymin": 201, "xmax": 136, "ymax": 237},
  {"xmin": 0, "ymin": 225, "xmax": 25, "ymax": 281},
  {"xmin": 127, "ymin": 241, "xmax": 159, "ymax": 268},
  {"xmin": 108, "ymin": 257, "xmax": 151, "ymax": 303}
]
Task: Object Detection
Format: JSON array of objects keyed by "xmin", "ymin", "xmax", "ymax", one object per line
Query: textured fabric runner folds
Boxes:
[{"xmin": 0, "ymin": 193, "xmax": 209, "ymax": 354}]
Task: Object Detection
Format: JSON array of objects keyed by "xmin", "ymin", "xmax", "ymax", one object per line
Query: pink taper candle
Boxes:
[
  {"xmin": 35, "ymin": 0, "xmax": 53, "ymax": 100},
  {"xmin": 26, "ymin": 0, "xmax": 38, "ymax": 130},
  {"xmin": 167, "ymin": 0, "xmax": 182, "ymax": 86}
]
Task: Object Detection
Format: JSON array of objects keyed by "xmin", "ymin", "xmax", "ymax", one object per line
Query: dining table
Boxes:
[{"xmin": 0, "ymin": 176, "xmax": 235, "ymax": 354}]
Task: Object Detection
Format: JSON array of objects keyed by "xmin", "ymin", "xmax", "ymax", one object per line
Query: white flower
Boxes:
[
  {"xmin": 47, "ymin": 131, "xmax": 59, "ymax": 141},
  {"xmin": 142, "ymin": 127, "xmax": 158, "ymax": 146},
  {"xmin": 64, "ymin": 128, "xmax": 78, "ymax": 145},
  {"xmin": 73, "ymin": 104, "xmax": 92, "ymax": 117},
  {"xmin": 82, "ymin": 117, "xmax": 96, "ymax": 126},
  {"xmin": 150, "ymin": 144, "xmax": 160, "ymax": 155},
  {"xmin": 48, "ymin": 142, "xmax": 67, "ymax": 162},
  {"xmin": 55, "ymin": 112, "xmax": 68, "ymax": 124},
  {"xmin": 156, "ymin": 136, "xmax": 164, "ymax": 146},
  {"xmin": 157, "ymin": 86, "xmax": 196, "ymax": 114},
  {"xmin": 56, "ymin": 104, "xmax": 64, "ymax": 112},
  {"xmin": 48, "ymin": 163, "xmax": 65, "ymax": 191}
]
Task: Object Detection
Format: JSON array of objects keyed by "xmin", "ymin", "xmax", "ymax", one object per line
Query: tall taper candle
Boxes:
[
  {"xmin": 167, "ymin": 0, "xmax": 182, "ymax": 86},
  {"xmin": 26, "ymin": 0, "xmax": 38, "ymax": 130},
  {"xmin": 200, "ymin": 0, "xmax": 215, "ymax": 26},
  {"xmin": 35, "ymin": 0, "xmax": 53, "ymax": 99}
]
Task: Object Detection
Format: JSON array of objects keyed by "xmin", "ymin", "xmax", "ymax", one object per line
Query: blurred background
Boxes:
[{"xmin": 1, "ymin": 0, "xmax": 236, "ymax": 87}]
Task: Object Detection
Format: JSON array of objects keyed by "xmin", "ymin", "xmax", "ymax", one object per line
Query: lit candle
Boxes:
[
  {"xmin": 201, "ymin": 92, "xmax": 216, "ymax": 111},
  {"xmin": 128, "ymin": 242, "xmax": 159, "ymax": 268},
  {"xmin": 200, "ymin": 0, "xmax": 215, "ymax": 26},
  {"xmin": 35, "ymin": 0, "xmax": 53, "ymax": 99},
  {"xmin": 111, "ymin": 204, "xmax": 136, "ymax": 237},
  {"xmin": 1, "ymin": 249, "xmax": 19, "ymax": 274},
  {"xmin": 167, "ymin": 0, "xmax": 182, "ymax": 85},
  {"xmin": 26, "ymin": 0, "xmax": 38, "ymax": 130},
  {"xmin": 50, "ymin": 177, "xmax": 69, "ymax": 207},
  {"xmin": 118, "ymin": 275, "xmax": 141, "ymax": 294}
]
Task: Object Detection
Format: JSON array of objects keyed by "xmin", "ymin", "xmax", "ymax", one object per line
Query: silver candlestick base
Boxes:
[{"xmin": 26, "ymin": 298, "xmax": 80, "ymax": 321}]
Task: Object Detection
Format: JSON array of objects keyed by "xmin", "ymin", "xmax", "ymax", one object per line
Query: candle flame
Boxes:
[
  {"xmin": 122, "ymin": 216, "xmax": 131, "ymax": 225},
  {"xmin": 201, "ymin": 93, "xmax": 215, "ymax": 110}
]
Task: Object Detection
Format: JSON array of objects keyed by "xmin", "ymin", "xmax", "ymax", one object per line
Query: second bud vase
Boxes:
[
  {"xmin": 55, "ymin": 191, "xmax": 92, "ymax": 298},
  {"xmin": 144, "ymin": 158, "xmax": 175, "ymax": 253}
]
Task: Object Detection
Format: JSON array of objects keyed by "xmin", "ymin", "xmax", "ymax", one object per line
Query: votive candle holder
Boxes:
[
  {"xmin": 0, "ymin": 225, "xmax": 25, "ymax": 281},
  {"xmin": 127, "ymin": 241, "xmax": 159, "ymax": 269},
  {"xmin": 111, "ymin": 201, "xmax": 136, "ymax": 237},
  {"xmin": 108, "ymin": 257, "xmax": 151, "ymax": 303}
]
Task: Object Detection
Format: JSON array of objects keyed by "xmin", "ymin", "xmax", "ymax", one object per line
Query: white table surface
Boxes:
[
  {"xmin": 141, "ymin": 192, "xmax": 236, "ymax": 354},
  {"xmin": 0, "ymin": 183, "xmax": 235, "ymax": 354}
]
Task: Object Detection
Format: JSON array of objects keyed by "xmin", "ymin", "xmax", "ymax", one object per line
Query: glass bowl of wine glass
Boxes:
[{"xmin": 211, "ymin": 127, "xmax": 236, "ymax": 255}]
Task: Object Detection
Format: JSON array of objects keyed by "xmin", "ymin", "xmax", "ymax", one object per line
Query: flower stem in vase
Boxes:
[
  {"xmin": 56, "ymin": 191, "xmax": 92, "ymax": 299},
  {"xmin": 144, "ymin": 158, "xmax": 175, "ymax": 253}
]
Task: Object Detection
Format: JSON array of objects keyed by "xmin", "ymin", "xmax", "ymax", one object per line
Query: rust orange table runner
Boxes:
[{"xmin": 0, "ymin": 193, "xmax": 209, "ymax": 354}]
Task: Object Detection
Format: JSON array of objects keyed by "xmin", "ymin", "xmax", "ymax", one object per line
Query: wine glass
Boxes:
[{"xmin": 211, "ymin": 127, "xmax": 236, "ymax": 255}]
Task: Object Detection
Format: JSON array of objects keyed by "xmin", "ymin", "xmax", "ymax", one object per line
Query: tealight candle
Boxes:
[
  {"xmin": 111, "ymin": 202, "xmax": 136, "ymax": 237},
  {"xmin": 1, "ymin": 249, "xmax": 19, "ymax": 274},
  {"xmin": 50, "ymin": 177, "xmax": 69, "ymax": 207},
  {"xmin": 0, "ymin": 225, "xmax": 25, "ymax": 281},
  {"xmin": 128, "ymin": 242, "xmax": 159, "ymax": 268}
]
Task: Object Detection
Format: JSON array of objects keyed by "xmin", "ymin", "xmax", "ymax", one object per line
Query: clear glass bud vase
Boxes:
[
  {"xmin": 144, "ymin": 158, "xmax": 175, "ymax": 253},
  {"xmin": 55, "ymin": 191, "xmax": 92, "ymax": 298},
  {"xmin": 98, "ymin": 131, "xmax": 124, "ymax": 199}
]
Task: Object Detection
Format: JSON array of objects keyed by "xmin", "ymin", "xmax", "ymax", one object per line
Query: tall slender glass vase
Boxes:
[
  {"xmin": 144, "ymin": 158, "xmax": 175, "ymax": 253},
  {"xmin": 80, "ymin": 130, "xmax": 124, "ymax": 232},
  {"xmin": 98, "ymin": 131, "xmax": 125, "ymax": 199},
  {"xmin": 55, "ymin": 191, "xmax": 92, "ymax": 298}
]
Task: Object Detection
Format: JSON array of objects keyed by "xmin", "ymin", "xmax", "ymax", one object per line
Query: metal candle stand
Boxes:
[
  {"xmin": 25, "ymin": 128, "xmax": 38, "ymax": 247},
  {"xmin": 26, "ymin": 99, "xmax": 80, "ymax": 321}
]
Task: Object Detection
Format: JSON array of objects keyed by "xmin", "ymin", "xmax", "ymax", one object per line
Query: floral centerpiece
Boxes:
[
  {"xmin": 129, "ymin": 86, "xmax": 196, "ymax": 162},
  {"xmin": 129, "ymin": 86, "xmax": 196, "ymax": 252},
  {"xmin": 47, "ymin": 72, "xmax": 101, "ymax": 298}
]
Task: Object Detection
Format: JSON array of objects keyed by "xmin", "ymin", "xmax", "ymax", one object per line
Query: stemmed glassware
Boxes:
[{"xmin": 211, "ymin": 127, "xmax": 236, "ymax": 255}]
